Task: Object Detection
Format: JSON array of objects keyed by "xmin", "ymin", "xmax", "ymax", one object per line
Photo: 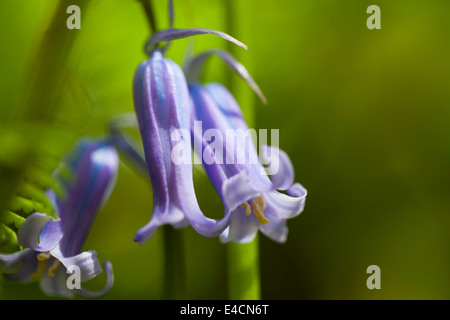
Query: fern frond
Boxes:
[
  {"xmin": 3, "ymin": 211, "xmax": 26, "ymax": 229},
  {"xmin": 0, "ymin": 223, "xmax": 20, "ymax": 253},
  {"xmin": 0, "ymin": 156, "xmax": 66, "ymax": 253}
]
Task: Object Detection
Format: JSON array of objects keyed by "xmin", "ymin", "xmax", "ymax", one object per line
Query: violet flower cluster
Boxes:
[
  {"xmin": 118, "ymin": 4, "xmax": 307, "ymax": 245},
  {"xmin": 0, "ymin": 138, "xmax": 117, "ymax": 298}
]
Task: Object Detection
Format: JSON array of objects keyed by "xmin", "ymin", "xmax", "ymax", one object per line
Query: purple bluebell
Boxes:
[
  {"xmin": 0, "ymin": 138, "xmax": 118, "ymax": 297},
  {"xmin": 186, "ymin": 50, "xmax": 307, "ymax": 243},
  {"xmin": 132, "ymin": 49, "xmax": 234, "ymax": 245},
  {"xmin": 131, "ymin": 8, "xmax": 249, "ymax": 244}
]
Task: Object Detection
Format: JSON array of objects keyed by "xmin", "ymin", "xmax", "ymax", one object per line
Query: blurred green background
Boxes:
[{"xmin": 1, "ymin": 0, "xmax": 450, "ymax": 299}]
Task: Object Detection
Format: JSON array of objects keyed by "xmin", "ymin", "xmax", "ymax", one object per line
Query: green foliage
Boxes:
[
  {"xmin": 0, "ymin": 125, "xmax": 73, "ymax": 254},
  {"xmin": 3, "ymin": 211, "xmax": 26, "ymax": 229},
  {"xmin": 0, "ymin": 157, "xmax": 62, "ymax": 253},
  {"xmin": 0, "ymin": 223, "xmax": 19, "ymax": 253},
  {"xmin": 0, "ymin": 0, "xmax": 81, "ymax": 254}
]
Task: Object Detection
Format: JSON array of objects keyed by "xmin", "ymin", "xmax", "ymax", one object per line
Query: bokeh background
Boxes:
[{"xmin": 1, "ymin": 0, "xmax": 450, "ymax": 299}]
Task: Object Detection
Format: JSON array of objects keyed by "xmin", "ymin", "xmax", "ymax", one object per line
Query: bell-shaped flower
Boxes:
[
  {"xmin": 186, "ymin": 50, "xmax": 307, "ymax": 243},
  {"xmin": 132, "ymin": 49, "xmax": 237, "ymax": 245},
  {"xmin": 0, "ymin": 138, "xmax": 118, "ymax": 298},
  {"xmin": 130, "ymin": 6, "xmax": 249, "ymax": 244}
]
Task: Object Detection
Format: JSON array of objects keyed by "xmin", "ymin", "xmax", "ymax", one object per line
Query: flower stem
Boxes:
[
  {"xmin": 224, "ymin": 0, "xmax": 261, "ymax": 300},
  {"xmin": 163, "ymin": 225, "xmax": 186, "ymax": 299},
  {"xmin": 227, "ymin": 237, "xmax": 261, "ymax": 300},
  {"xmin": 138, "ymin": 0, "xmax": 157, "ymax": 33}
]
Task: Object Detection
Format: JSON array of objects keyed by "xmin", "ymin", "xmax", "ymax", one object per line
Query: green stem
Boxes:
[
  {"xmin": 227, "ymin": 237, "xmax": 261, "ymax": 300},
  {"xmin": 138, "ymin": 0, "xmax": 157, "ymax": 33},
  {"xmin": 224, "ymin": 0, "xmax": 261, "ymax": 300},
  {"xmin": 163, "ymin": 225, "xmax": 186, "ymax": 300}
]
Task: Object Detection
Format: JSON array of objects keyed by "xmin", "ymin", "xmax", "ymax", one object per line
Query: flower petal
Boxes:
[
  {"xmin": 50, "ymin": 248, "xmax": 102, "ymax": 282},
  {"xmin": 40, "ymin": 266, "xmax": 74, "ymax": 298},
  {"xmin": 221, "ymin": 169, "xmax": 265, "ymax": 211},
  {"xmin": 264, "ymin": 183, "xmax": 307, "ymax": 220},
  {"xmin": 40, "ymin": 258, "xmax": 114, "ymax": 298},
  {"xmin": 190, "ymin": 84, "xmax": 274, "ymax": 205},
  {"xmin": 0, "ymin": 248, "xmax": 38, "ymax": 281},
  {"xmin": 76, "ymin": 261, "xmax": 114, "ymax": 298},
  {"xmin": 17, "ymin": 212, "xmax": 62, "ymax": 252},
  {"xmin": 54, "ymin": 139, "xmax": 119, "ymax": 256},
  {"xmin": 134, "ymin": 206, "xmax": 186, "ymax": 245},
  {"xmin": 219, "ymin": 207, "xmax": 259, "ymax": 243},
  {"xmin": 260, "ymin": 145, "xmax": 295, "ymax": 191},
  {"xmin": 258, "ymin": 212, "xmax": 289, "ymax": 243}
]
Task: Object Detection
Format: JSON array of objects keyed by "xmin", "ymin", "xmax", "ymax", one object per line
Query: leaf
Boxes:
[
  {"xmin": 0, "ymin": 223, "xmax": 20, "ymax": 254},
  {"xmin": 3, "ymin": 211, "xmax": 26, "ymax": 229}
]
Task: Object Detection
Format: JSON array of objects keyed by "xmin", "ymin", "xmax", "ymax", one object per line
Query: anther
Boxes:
[
  {"xmin": 30, "ymin": 252, "xmax": 52, "ymax": 280},
  {"xmin": 240, "ymin": 202, "xmax": 252, "ymax": 216},
  {"xmin": 37, "ymin": 252, "xmax": 51, "ymax": 261},
  {"xmin": 251, "ymin": 195, "xmax": 269, "ymax": 224},
  {"xmin": 48, "ymin": 259, "xmax": 62, "ymax": 278}
]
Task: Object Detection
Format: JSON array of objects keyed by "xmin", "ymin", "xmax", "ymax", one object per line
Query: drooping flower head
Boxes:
[
  {"xmin": 0, "ymin": 138, "xmax": 118, "ymax": 297},
  {"xmin": 185, "ymin": 50, "xmax": 307, "ymax": 243},
  {"xmin": 113, "ymin": 0, "xmax": 306, "ymax": 245},
  {"xmin": 130, "ymin": 4, "xmax": 249, "ymax": 245},
  {"xmin": 132, "ymin": 49, "xmax": 231, "ymax": 245}
]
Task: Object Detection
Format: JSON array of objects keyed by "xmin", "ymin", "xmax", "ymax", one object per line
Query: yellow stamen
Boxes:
[
  {"xmin": 251, "ymin": 195, "xmax": 269, "ymax": 224},
  {"xmin": 37, "ymin": 252, "xmax": 51, "ymax": 261},
  {"xmin": 240, "ymin": 202, "xmax": 252, "ymax": 216},
  {"xmin": 30, "ymin": 260, "xmax": 48, "ymax": 280},
  {"xmin": 48, "ymin": 259, "xmax": 62, "ymax": 278},
  {"xmin": 30, "ymin": 252, "xmax": 54, "ymax": 280},
  {"xmin": 29, "ymin": 251, "xmax": 63, "ymax": 279}
]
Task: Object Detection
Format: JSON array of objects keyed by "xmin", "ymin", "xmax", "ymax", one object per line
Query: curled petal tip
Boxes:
[
  {"xmin": 104, "ymin": 261, "xmax": 113, "ymax": 274},
  {"xmin": 133, "ymin": 223, "xmax": 157, "ymax": 246},
  {"xmin": 76, "ymin": 261, "xmax": 114, "ymax": 298}
]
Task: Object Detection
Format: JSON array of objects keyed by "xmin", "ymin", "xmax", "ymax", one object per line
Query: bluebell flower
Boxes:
[
  {"xmin": 115, "ymin": 1, "xmax": 305, "ymax": 244},
  {"xmin": 132, "ymin": 49, "xmax": 232, "ymax": 245},
  {"xmin": 186, "ymin": 50, "xmax": 307, "ymax": 243},
  {"xmin": 0, "ymin": 138, "xmax": 118, "ymax": 297},
  {"xmin": 131, "ymin": 21, "xmax": 248, "ymax": 245}
]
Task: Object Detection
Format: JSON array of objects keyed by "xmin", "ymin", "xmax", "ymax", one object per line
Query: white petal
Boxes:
[
  {"xmin": 76, "ymin": 261, "xmax": 114, "ymax": 298},
  {"xmin": 220, "ymin": 207, "xmax": 259, "ymax": 243},
  {"xmin": 264, "ymin": 183, "xmax": 307, "ymax": 219},
  {"xmin": 51, "ymin": 248, "xmax": 102, "ymax": 282},
  {"xmin": 17, "ymin": 213, "xmax": 62, "ymax": 252}
]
